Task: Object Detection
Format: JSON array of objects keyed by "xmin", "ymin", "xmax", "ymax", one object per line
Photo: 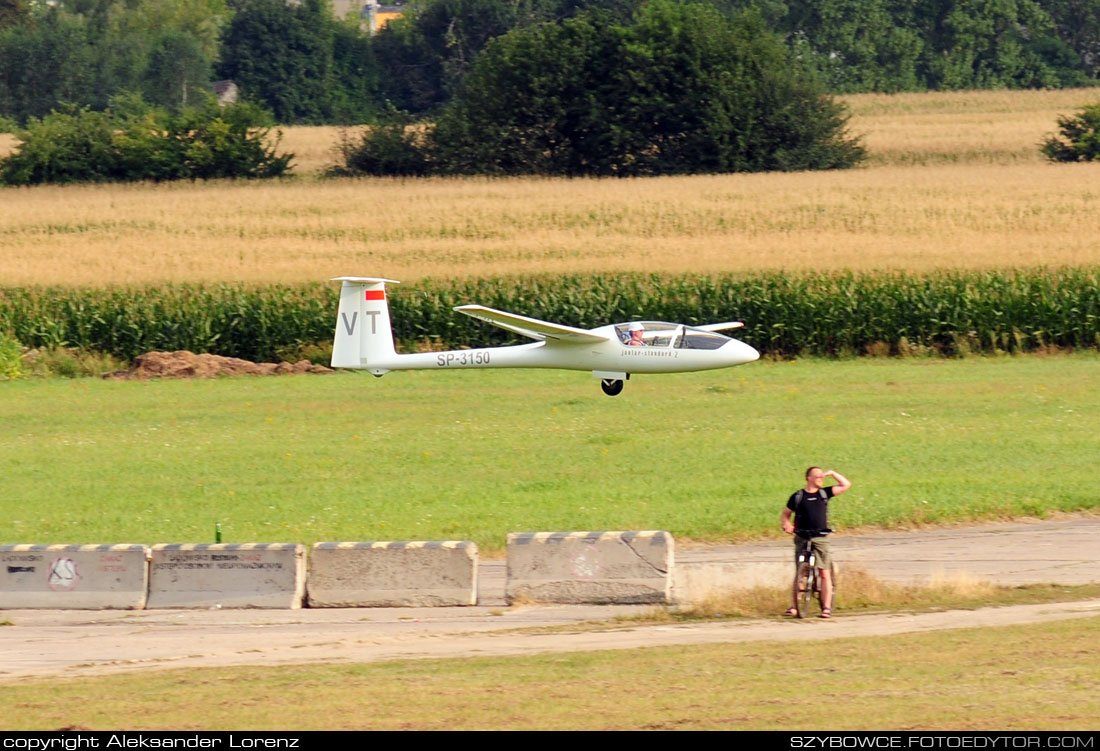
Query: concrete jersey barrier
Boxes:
[
  {"xmin": 147, "ymin": 543, "xmax": 306, "ymax": 609},
  {"xmin": 307, "ymin": 541, "xmax": 478, "ymax": 607},
  {"xmin": 0, "ymin": 544, "xmax": 149, "ymax": 609},
  {"xmin": 506, "ymin": 530, "xmax": 673, "ymax": 604}
]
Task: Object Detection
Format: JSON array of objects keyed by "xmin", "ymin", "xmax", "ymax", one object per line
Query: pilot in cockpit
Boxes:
[{"xmin": 626, "ymin": 322, "xmax": 645, "ymax": 346}]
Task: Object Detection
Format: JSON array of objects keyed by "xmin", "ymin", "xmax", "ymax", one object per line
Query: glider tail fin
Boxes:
[{"xmin": 331, "ymin": 277, "xmax": 400, "ymax": 372}]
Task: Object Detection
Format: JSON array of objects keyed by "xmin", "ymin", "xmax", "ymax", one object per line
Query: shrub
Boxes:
[
  {"xmin": 0, "ymin": 106, "xmax": 118, "ymax": 184},
  {"xmin": 1041, "ymin": 102, "xmax": 1100, "ymax": 162},
  {"xmin": 173, "ymin": 100, "xmax": 293, "ymax": 180},
  {"xmin": 0, "ymin": 98, "xmax": 293, "ymax": 185},
  {"xmin": 0, "ymin": 331, "xmax": 24, "ymax": 380},
  {"xmin": 21, "ymin": 347, "xmax": 128, "ymax": 379},
  {"xmin": 330, "ymin": 120, "xmax": 431, "ymax": 177}
]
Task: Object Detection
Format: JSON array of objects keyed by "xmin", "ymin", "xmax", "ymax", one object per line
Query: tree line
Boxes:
[
  {"xmin": 2, "ymin": 0, "xmax": 1099, "ymax": 127},
  {"xmin": 0, "ymin": 0, "xmax": 378, "ymax": 125},
  {"xmin": 341, "ymin": 2, "xmax": 866, "ymax": 176},
  {"xmin": 1, "ymin": 0, "xmax": 1098, "ymax": 182}
]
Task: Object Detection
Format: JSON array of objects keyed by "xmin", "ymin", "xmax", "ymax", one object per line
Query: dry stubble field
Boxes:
[{"xmin": 2, "ymin": 88, "xmax": 1100, "ymax": 288}]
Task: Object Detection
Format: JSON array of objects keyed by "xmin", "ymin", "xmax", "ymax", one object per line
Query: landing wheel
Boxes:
[{"xmin": 600, "ymin": 379, "xmax": 624, "ymax": 396}]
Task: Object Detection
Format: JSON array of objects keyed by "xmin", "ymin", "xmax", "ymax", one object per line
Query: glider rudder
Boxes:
[{"xmin": 330, "ymin": 277, "xmax": 399, "ymax": 372}]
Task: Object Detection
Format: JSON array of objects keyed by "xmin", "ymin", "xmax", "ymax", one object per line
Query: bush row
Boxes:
[
  {"xmin": 2, "ymin": 270, "xmax": 1100, "ymax": 363},
  {"xmin": 0, "ymin": 99, "xmax": 292, "ymax": 186}
]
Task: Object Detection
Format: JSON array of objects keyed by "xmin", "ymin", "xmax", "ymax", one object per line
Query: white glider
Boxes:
[{"xmin": 331, "ymin": 276, "xmax": 759, "ymax": 395}]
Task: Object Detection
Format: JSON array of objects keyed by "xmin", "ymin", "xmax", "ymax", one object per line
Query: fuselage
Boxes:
[
  {"xmin": 366, "ymin": 323, "xmax": 760, "ymax": 375},
  {"xmin": 329, "ymin": 278, "xmax": 760, "ymax": 390}
]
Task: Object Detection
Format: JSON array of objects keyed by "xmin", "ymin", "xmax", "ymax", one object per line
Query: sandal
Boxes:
[
  {"xmin": 784, "ymin": 607, "xmax": 799, "ymax": 617},
  {"xmin": 819, "ymin": 608, "xmax": 832, "ymax": 619}
]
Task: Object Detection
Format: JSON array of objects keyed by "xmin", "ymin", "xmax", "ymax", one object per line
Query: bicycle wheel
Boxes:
[
  {"xmin": 795, "ymin": 561, "xmax": 814, "ymax": 619},
  {"xmin": 827, "ymin": 561, "xmax": 837, "ymax": 611}
]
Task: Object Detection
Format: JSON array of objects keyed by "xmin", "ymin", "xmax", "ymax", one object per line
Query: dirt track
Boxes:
[{"xmin": 3, "ymin": 515, "xmax": 1098, "ymax": 680}]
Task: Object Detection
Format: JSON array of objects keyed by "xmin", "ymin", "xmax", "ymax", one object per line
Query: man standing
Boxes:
[{"xmin": 782, "ymin": 466, "xmax": 852, "ymax": 618}]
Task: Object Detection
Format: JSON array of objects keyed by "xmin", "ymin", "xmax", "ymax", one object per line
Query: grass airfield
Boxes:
[
  {"xmin": 4, "ymin": 88, "xmax": 1100, "ymax": 730},
  {"xmin": 2, "ymin": 355, "xmax": 1098, "ymax": 550}
]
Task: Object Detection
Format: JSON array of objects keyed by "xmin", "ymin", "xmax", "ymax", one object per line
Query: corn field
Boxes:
[{"xmin": 2, "ymin": 270, "xmax": 1099, "ymax": 362}]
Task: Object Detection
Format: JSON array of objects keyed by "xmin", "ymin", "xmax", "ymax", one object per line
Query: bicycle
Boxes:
[{"xmin": 793, "ymin": 530, "xmax": 837, "ymax": 619}]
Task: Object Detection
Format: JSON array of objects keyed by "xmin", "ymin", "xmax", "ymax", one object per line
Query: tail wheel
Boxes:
[
  {"xmin": 795, "ymin": 562, "xmax": 813, "ymax": 619},
  {"xmin": 600, "ymin": 379, "xmax": 624, "ymax": 396}
]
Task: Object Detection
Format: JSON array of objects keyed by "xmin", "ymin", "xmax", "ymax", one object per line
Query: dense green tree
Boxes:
[
  {"xmin": 0, "ymin": 9, "xmax": 97, "ymax": 122},
  {"xmin": 783, "ymin": 0, "xmax": 924, "ymax": 92},
  {"xmin": 426, "ymin": 2, "xmax": 864, "ymax": 176},
  {"xmin": 0, "ymin": 0, "xmax": 227, "ymax": 123},
  {"xmin": 57, "ymin": 0, "xmax": 226, "ymax": 109},
  {"xmin": 122, "ymin": 0, "xmax": 230, "ymax": 62},
  {"xmin": 372, "ymin": 0, "xmax": 538, "ymax": 115},
  {"xmin": 372, "ymin": 0, "xmax": 643, "ymax": 115},
  {"xmin": 1041, "ymin": 101, "xmax": 1100, "ymax": 160},
  {"xmin": 718, "ymin": 0, "xmax": 1093, "ymax": 91},
  {"xmin": 430, "ymin": 10, "xmax": 622, "ymax": 173},
  {"xmin": 1041, "ymin": 0, "xmax": 1100, "ymax": 78},
  {"xmin": 218, "ymin": 0, "xmax": 331, "ymax": 123},
  {"xmin": 218, "ymin": 0, "xmax": 378, "ymax": 123},
  {"xmin": 915, "ymin": 0, "xmax": 1062, "ymax": 87},
  {"xmin": 329, "ymin": 17, "xmax": 382, "ymax": 123},
  {"xmin": 143, "ymin": 30, "xmax": 213, "ymax": 110},
  {"xmin": 0, "ymin": 0, "xmax": 27, "ymax": 29}
]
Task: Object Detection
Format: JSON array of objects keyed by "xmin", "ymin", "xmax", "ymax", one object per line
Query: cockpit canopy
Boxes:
[{"xmin": 615, "ymin": 322, "xmax": 731, "ymax": 350}]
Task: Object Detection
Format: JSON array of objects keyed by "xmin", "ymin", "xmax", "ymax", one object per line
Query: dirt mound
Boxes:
[{"xmin": 103, "ymin": 350, "xmax": 334, "ymax": 380}]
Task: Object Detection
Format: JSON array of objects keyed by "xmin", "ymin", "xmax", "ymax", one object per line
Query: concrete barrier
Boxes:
[
  {"xmin": 0, "ymin": 544, "xmax": 149, "ymax": 609},
  {"xmin": 147, "ymin": 543, "xmax": 305, "ymax": 609},
  {"xmin": 506, "ymin": 530, "xmax": 673, "ymax": 604},
  {"xmin": 307, "ymin": 541, "xmax": 478, "ymax": 607}
]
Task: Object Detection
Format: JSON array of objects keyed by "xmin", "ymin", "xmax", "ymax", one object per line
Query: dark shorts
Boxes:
[{"xmin": 793, "ymin": 535, "xmax": 832, "ymax": 571}]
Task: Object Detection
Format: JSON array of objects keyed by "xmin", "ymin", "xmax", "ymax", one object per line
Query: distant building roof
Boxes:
[
  {"xmin": 212, "ymin": 80, "xmax": 239, "ymax": 106},
  {"xmin": 331, "ymin": 0, "xmax": 405, "ymax": 32}
]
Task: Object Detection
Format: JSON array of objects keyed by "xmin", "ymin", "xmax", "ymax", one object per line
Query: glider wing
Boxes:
[{"xmin": 454, "ymin": 305, "xmax": 610, "ymax": 344}]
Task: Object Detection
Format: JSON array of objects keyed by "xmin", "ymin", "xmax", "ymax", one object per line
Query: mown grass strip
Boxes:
[
  {"xmin": 2, "ymin": 614, "xmax": 1097, "ymax": 730},
  {"xmin": 1, "ymin": 357, "xmax": 1098, "ymax": 549}
]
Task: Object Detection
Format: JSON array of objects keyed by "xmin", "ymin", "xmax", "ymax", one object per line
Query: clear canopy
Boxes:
[{"xmin": 614, "ymin": 322, "xmax": 731, "ymax": 350}]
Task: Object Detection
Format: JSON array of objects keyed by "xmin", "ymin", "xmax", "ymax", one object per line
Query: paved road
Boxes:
[
  {"xmin": 3, "ymin": 515, "xmax": 1098, "ymax": 680},
  {"xmin": 673, "ymin": 515, "xmax": 1100, "ymax": 593}
]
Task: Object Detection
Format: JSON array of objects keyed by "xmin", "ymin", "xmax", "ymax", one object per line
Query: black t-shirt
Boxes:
[{"xmin": 786, "ymin": 486, "xmax": 835, "ymax": 532}]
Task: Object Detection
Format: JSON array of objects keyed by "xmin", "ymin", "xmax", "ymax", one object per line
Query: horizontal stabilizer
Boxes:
[
  {"xmin": 697, "ymin": 322, "xmax": 744, "ymax": 332},
  {"xmin": 455, "ymin": 305, "xmax": 610, "ymax": 344},
  {"xmin": 330, "ymin": 276, "xmax": 400, "ymax": 285}
]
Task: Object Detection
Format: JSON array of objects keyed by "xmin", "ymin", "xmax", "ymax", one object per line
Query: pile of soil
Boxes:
[{"xmin": 103, "ymin": 350, "xmax": 334, "ymax": 380}]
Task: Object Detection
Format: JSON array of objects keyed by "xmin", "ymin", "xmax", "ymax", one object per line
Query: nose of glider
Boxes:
[{"xmin": 726, "ymin": 339, "xmax": 760, "ymax": 365}]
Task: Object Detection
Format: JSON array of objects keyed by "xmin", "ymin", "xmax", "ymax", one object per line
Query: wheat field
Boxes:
[
  {"xmin": 2, "ymin": 88, "xmax": 1099, "ymax": 287},
  {"xmin": 843, "ymin": 87, "xmax": 1100, "ymax": 166}
]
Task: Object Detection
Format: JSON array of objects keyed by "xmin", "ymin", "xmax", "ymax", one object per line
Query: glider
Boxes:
[{"xmin": 331, "ymin": 277, "xmax": 759, "ymax": 395}]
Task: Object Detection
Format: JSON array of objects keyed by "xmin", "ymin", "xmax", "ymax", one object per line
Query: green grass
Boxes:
[
  {"xmin": 2, "ymin": 355, "xmax": 1098, "ymax": 551},
  {"xmin": 3, "ymin": 615, "xmax": 1097, "ymax": 730}
]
